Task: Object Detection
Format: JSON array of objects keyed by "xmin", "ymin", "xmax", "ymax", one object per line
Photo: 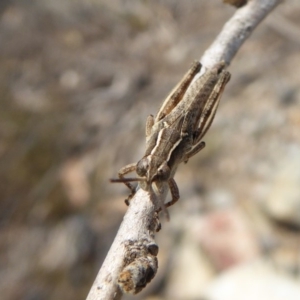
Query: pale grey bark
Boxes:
[
  {"xmin": 86, "ymin": 188, "xmax": 161, "ymax": 300},
  {"xmin": 201, "ymin": 0, "xmax": 281, "ymax": 70},
  {"xmin": 86, "ymin": 1, "xmax": 281, "ymax": 299}
]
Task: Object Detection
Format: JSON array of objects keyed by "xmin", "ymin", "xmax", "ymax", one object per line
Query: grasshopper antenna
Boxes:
[{"xmin": 110, "ymin": 177, "xmax": 144, "ymax": 183}]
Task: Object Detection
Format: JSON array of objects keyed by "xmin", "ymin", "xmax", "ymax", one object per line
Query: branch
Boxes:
[
  {"xmin": 201, "ymin": 0, "xmax": 281, "ymax": 69},
  {"xmin": 86, "ymin": 1, "xmax": 281, "ymax": 299},
  {"xmin": 87, "ymin": 188, "xmax": 161, "ymax": 300}
]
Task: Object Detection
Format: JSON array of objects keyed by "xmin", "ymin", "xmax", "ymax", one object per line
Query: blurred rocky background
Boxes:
[{"xmin": 0, "ymin": 0, "xmax": 300, "ymax": 299}]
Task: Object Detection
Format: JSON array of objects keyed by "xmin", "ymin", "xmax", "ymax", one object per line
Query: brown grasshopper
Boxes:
[
  {"xmin": 111, "ymin": 61, "xmax": 230, "ymax": 211},
  {"xmin": 111, "ymin": 63, "xmax": 201, "ymax": 203}
]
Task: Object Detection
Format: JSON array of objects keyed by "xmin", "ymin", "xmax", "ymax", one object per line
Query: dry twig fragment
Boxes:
[{"xmin": 223, "ymin": 0, "xmax": 248, "ymax": 8}]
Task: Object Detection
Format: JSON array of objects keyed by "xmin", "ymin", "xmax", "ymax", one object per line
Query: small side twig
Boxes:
[{"xmin": 86, "ymin": 1, "xmax": 281, "ymax": 299}]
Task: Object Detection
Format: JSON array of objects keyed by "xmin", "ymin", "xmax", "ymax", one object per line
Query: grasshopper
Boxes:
[
  {"xmin": 111, "ymin": 63, "xmax": 201, "ymax": 204},
  {"xmin": 111, "ymin": 61, "xmax": 230, "ymax": 211}
]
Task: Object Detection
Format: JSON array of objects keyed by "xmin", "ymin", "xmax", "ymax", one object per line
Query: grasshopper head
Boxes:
[
  {"xmin": 111, "ymin": 156, "xmax": 171, "ymax": 192},
  {"xmin": 136, "ymin": 156, "xmax": 171, "ymax": 184}
]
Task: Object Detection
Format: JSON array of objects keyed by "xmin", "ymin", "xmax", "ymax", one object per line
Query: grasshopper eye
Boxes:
[{"xmin": 136, "ymin": 158, "xmax": 149, "ymax": 176}]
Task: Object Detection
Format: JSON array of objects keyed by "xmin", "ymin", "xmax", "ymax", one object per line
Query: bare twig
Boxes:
[
  {"xmin": 86, "ymin": 1, "xmax": 281, "ymax": 299},
  {"xmin": 201, "ymin": 0, "xmax": 281, "ymax": 69},
  {"xmin": 87, "ymin": 188, "xmax": 162, "ymax": 300}
]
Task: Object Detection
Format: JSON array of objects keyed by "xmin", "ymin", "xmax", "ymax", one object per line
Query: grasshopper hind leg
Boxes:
[
  {"xmin": 118, "ymin": 163, "xmax": 137, "ymax": 205},
  {"xmin": 183, "ymin": 141, "xmax": 206, "ymax": 163}
]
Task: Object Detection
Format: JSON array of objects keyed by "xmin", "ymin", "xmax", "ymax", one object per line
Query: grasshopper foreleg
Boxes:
[
  {"xmin": 118, "ymin": 163, "xmax": 137, "ymax": 205},
  {"xmin": 145, "ymin": 114, "xmax": 154, "ymax": 138},
  {"xmin": 164, "ymin": 178, "xmax": 180, "ymax": 209}
]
